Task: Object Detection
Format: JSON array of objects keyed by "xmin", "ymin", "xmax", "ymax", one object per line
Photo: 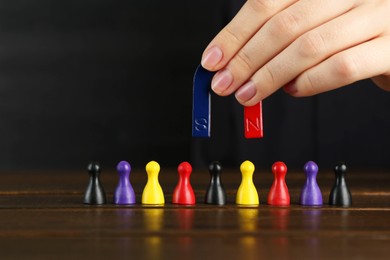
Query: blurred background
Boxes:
[{"xmin": 0, "ymin": 0, "xmax": 389, "ymax": 171}]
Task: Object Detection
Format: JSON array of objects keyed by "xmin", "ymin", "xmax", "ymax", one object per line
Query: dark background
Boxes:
[{"xmin": 0, "ymin": 0, "xmax": 389, "ymax": 171}]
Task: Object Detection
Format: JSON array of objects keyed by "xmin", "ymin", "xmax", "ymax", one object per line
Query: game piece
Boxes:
[
  {"xmin": 205, "ymin": 161, "xmax": 227, "ymax": 205},
  {"xmin": 192, "ymin": 64, "xmax": 214, "ymax": 137},
  {"xmin": 113, "ymin": 161, "xmax": 136, "ymax": 205},
  {"xmin": 83, "ymin": 161, "xmax": 107, "ymax": 205},
  {"xmin": 244, "ymin": 102, "xmax": 263, "ymax": 138},
  {"xmin": 142, "ymin": 161, "xmax": 165, "ymax": 205},
  {"xmin": 236, "ymin": 160, "xmax": 259, "ymax": 205},
  {"xmin": 329, "ymin": 161, "xmax": 352, "ymax": 207},
  {"xmin": 172, "ymin": 161, "xmax": 196, "ymax": 205},
  {"xmin": 267, "ymin": 161, "xmax": 290, "ymax": 206},
  {"xmin": 299, "ymin": 161, "xmax": 323, "ymax": 206}
]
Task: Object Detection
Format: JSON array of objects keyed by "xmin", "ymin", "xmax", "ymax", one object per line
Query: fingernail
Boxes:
[
  {"xmin": 211, "ymin": 69, "xmax": 233, "ymax": 94},
  {"xmin": 283, "ymin": 80, "xmax": 297, "ymax": 94},
  {"xmin": 201, "ymin": 46, "xmax": 223, "ymax": 69},
  {"xmin": 235, "ymin": 81, "xmax": 257, "ymax": 102}
]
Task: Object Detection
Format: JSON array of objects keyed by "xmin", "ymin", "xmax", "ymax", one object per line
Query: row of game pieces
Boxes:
[{"xmin": 84, "ymin": 160, "xmax": 352, "ymax": 207}]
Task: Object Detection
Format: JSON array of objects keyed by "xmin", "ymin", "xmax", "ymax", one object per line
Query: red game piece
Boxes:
[
  {"xmin": 267, "ymin": 161, "xmax": 290, "ymax": 206},
  {"xmin": 172, "ymin": 162, "xmax": 196, "ymax": 205},
  {"xmin": 244, "ymin": 102, "xmax": 263, "ymax": 138}
]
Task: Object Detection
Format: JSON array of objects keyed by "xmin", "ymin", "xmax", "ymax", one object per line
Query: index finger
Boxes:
[{"xmin": 201, "ymin": 0, "xmax": 297, "ymax": 71}]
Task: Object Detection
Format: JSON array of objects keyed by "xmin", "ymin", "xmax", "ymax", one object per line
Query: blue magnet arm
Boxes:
[{"xmin": 192, "ymin": 65, "xmax": 215, "ymax": 137}]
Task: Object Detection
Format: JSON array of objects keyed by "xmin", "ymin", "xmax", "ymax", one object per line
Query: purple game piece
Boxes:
[
  {"xmin": 113, "ymin": 161, "xmax": 136, "ymax": 205},
  {"xmin": 299, "ymin": 161, "xmax": 323, "ymax": 206}
]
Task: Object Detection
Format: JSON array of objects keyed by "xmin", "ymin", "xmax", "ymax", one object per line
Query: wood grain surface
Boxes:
[{"xmin": 0, "ymin": 167, "xmax": 389, "ymax": 259}]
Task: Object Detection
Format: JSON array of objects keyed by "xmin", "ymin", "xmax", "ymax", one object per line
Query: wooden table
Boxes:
[{"xmin": 0, "ymin": 167, "xmax": 389, "ymax": 259}]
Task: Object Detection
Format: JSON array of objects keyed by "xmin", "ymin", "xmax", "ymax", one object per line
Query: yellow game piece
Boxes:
[
  {"xmin": 236, "ymin": 160, "xmax": 259, "ymax": 205},
  {"xmin": 142, "ymin": 161, "xmax": 165, "ymax": 205}
]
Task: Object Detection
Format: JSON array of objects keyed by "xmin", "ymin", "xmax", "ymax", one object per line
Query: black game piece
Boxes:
[
  {"xmin": 83, "ymin": 162, "xmax": 107, "ymax": 205},
  {"xmin": 329, "ymin": 161, "xmax": 352, "ymax": 207},
  {"xmin": 205, "ymin": 161, "xmax": 227, "ymax": 205}
]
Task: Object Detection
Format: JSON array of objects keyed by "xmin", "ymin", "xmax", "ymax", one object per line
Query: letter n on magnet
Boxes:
[{"xmin": 244, "ymin": 102, "xmax": 263, "ymax": 138}]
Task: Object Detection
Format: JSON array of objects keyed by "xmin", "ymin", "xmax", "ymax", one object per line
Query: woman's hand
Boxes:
[{"xmin": 201, "ymin": 0, "xmax": 390, "ymax": 106}]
